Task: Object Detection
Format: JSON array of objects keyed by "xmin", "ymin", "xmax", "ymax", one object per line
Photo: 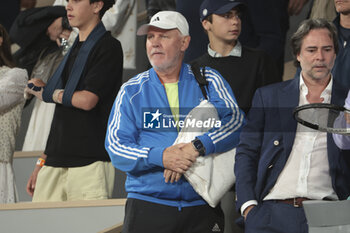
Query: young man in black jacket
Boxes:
[
  {"xmin": 193, "ymin": 0, "xmax": 280, "ymax": 115},
  {"xmin": 25, "ymin": 0, "xmax": 123, "ymax": 202}
]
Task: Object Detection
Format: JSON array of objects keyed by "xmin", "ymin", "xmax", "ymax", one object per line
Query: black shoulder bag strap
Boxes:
[{"xmin": 191, "ymin": 62, "xmax": 208, "ymax": 100}]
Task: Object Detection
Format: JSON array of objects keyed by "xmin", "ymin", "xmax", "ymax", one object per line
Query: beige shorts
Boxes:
[{"xmin": 32, "ymin": 161, "xmax": 115, "ymax": 202}]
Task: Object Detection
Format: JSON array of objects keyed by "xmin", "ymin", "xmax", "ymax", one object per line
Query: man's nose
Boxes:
[
  {"xmin": 315, "ymin": 50, "xmax": 325, "ymax": 60},
  {"xmin": 151, "ymin": 37, "xmax": 161, "ymax": 47},
  {"xmin": 230, "ymin": 15, "xmax": 240, "ymax": 25},
  {"xmin": 66, "ymin": 1, "xmax": 72, "ymax": 11}
]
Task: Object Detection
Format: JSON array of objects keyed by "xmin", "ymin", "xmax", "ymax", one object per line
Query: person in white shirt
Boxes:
[
  {"xmin": 234, "ymin": 18, "xmax": 350, "ymax": 233},
  {"xmin": 0, "ymin": 24, "xmax": 28, "ymax": 203}
]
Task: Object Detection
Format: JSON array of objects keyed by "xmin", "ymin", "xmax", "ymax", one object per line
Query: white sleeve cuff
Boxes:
[
  {"xmin": 241, "ymin": 200, "xmax": 258, "ymax": 216},
  {"xmin": 52, "ymin": 89, "xmax": 64, "ymax": 104}
]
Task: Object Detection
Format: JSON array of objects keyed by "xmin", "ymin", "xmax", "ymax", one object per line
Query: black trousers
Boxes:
[{"xmin": 122, "ymin": 198, "xmax": 224, "ymax": 233}]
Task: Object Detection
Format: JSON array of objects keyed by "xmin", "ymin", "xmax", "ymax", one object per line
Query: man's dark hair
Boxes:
[
  {"xmin": 90, "ymin": 0, "xmax": 115, "ymax": 19},
  {"xmin": 201, "ymin": 15, "xmax": 213, "ymax": 35},
  {"xmin": 291, "ymin": 18, "xmax": 339, "ymax": 67},
  {"xmin": 204, "ymin": 14, "xmax": 213, "ymax": 23}
]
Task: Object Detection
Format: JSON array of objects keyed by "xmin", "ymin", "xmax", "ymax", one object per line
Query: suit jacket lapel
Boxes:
[{"xmin": 278, "ymin": 77, "xmax": 300, "ymax": 157}]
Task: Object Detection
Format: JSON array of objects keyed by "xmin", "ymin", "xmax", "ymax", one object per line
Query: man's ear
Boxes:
[
  {"xmin": 202, "ymin": 19, "xmax": 211, "ymax": 32},
  {"xmin": 0, "ymin": 37, "xmax": 3, "ymax": 46},
  {"xmin": 93, "ymin": 1, "xmax": 104, "ymax": 15},
  {"xmin": 180, "ymin": 35, "xmax": 191, "ymax": 52}
]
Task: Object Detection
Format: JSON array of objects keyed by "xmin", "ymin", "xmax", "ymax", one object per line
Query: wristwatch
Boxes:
[{"xmin": 191, "ymin": 138, "xmax": 206, "ymax": 156}]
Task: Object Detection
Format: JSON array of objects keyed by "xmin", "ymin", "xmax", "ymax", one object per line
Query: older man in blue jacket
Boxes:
[{"xmin": 106, "ymin": 11, "xmax": 244, "ymax": 233}]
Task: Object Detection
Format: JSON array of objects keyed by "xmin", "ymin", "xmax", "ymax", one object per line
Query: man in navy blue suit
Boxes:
[{"xmin": 235, "ymin": 18, "xmax": 350, "ymax": 233}]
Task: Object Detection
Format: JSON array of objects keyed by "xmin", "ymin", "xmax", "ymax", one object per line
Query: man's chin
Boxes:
[
  {"xmin": 311, "ymin": 73, "xmax": 330, "ymax": 81},
  {"xmin": 150, "ymin": 62, "xmax": 167, "ymax": 71},
  {"xmin": 153, "ymin": 65, "xmax": 167, "ymax": 73}
]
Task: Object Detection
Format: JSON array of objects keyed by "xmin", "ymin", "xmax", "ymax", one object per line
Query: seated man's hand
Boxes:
[
  {"xmin": 243, "ymin": 205, "xmax": 256, "ymax": 220},
  {"xmin": 163, "ymin": 143, "xmax": 198, "ymax": 174},
  {"xmin": 344, "ymin": 112, "xmax": 350, "ymax": 124}
]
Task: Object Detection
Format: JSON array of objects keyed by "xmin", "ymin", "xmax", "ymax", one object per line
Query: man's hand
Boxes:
[
  {"xmin": 27, "ymin": 154, "xmax": 47, "ymax": 196},
  {"xmin": 24, "ymin": 78, "xmax": 46, "ymax": 101},
  {"xmin": 56, "ymin": 29, "xmax": 72, "ymax": 48},
  {"xmin": 162, "ymin": 143, "xmax": 199, "ymax": 174},
  {"xmin": 345, "ymin": 112, "xmax": 350, "ymax": 124},
  {"xmin": 47, "ymin": 17, "xmax": 63, "ymax": 42},
  {"xmin": 164, "ymin": 169, "xmax": 182, "ymax": 183},
  {"xmin": 26, "ymin": 165, "xmax": 41, "ymax": 197},
  {"xmin": 288, "ymin": 0, "xmax": 309, "ymax": 16},
  {"xmin": 243, "ymin": 205, "xmax": 256, "ymax": 220},
  {"xmin": 47, "ymin": 17, "xmax": 72, "ymax": 47},
  {"xmin": 181, "ymin": 142, "xmax": 200, "ymax": 156}
]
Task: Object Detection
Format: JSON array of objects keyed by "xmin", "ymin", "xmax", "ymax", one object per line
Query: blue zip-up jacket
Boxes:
[
  {"xmin": 105, "ymin": 63, "xmax": 244, "ymax": 208},
  {"xmin": 333, "ymin": 15, "xmax": 350, "ymax": 89}
]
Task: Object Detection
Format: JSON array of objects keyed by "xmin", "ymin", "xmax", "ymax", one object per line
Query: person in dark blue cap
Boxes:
[
  {"xmin": 193, "ymin": 0, "xmax": 279, "ymax": 115},
  {"xmin": 192, "ymin": 1, "xmax": 279, "ymax": 232}
]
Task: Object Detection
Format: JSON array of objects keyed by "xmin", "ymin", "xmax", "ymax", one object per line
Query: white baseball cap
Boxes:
[{"xmin": 137, "ymin": 11, "xmax": 189, "ymax": 36}]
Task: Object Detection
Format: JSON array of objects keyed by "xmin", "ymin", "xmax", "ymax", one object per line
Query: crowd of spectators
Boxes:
[{"xmin": 0, "ymin": 1, "xmax": 349, "ymax": 233}]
